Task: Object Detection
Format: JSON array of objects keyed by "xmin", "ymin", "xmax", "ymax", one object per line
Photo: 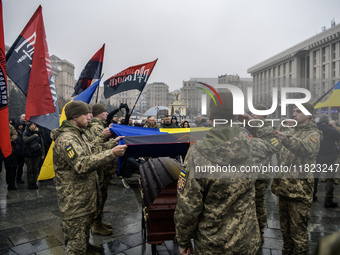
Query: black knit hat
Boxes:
[
  {"xmin": 92, "ymin": 104, "xmax": 107, "ymax": 117},
  {"xmin": 65, "ymin": 101, "xmax": 89, "ymax": 120},
  {"xmin": 319, "ymin": 113, "xmax": 329, "ymax": 123}
]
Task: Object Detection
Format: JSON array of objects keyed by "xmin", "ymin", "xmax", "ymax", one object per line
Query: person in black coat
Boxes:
[
  {"xmin": 23, "ymin": 122, "xmax": 45, "ymax": 189},
  {"xmin": 315, "ymin": 114, "xmax": 340, "ymax": 207},
  {"xmin": 14, "ymin": 121, "xmax": 25, "ymax": 184}
]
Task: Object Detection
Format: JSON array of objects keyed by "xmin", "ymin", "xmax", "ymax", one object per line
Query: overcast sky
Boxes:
[{"xmin": 3, "ymin": 0, "xmax": 340, "ymax": 91}]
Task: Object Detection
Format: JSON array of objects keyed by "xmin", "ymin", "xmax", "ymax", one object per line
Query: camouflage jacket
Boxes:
[
  {"xmin": 52, "ymin": 120, "xmax": 116, "ymax": 220},
  {"xmin": 247, "ymin": 121, "xmax": 275, "ymax": 182},
  {"xmin": 174, "ymin": 125, "xmax": 281, "ymax": 255},
  {"xmin": 88, "ymin": 118, "xmax": 116, "ymax": 151},
  {"xmin": 143, "ymin": 123, "xmax": 160, "ymax": 128},
  {"xmin": 271, "ymin": 123, "xmax": 322, "ymax": 205},
  {"xmin": 89, "ymin": 118, "xmax": 108, "ymax": 144},
  {"xmin": 88, "ymin": 118, "xmax": 117, "ymax": 176}
]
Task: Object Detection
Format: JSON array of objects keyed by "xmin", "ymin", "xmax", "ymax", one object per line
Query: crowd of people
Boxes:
[
  {"xmin": 1, "ymin": 114, "xmax": 46, "ymax": 190},
  {"xmin": 2, "ymin": 98, "xmax": 340, "ymax": 254}
]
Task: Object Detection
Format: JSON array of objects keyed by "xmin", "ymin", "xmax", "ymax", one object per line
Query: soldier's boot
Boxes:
[
  {"xmin": 102, "ymin": 222, "xmax": 112, "ymax": 229},
  {"xmin": 91, "ymin": 223, "xmax": 113, "ymax": 236}
]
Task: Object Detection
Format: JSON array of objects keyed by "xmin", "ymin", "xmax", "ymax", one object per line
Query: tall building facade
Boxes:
[
  {"xmin": 50, "ymin": 55, "xmax": 75, "ymax": 101},
  {"xmin": 248, "ymin": 22, "xmax": 340, "ymax": 119},
  {"xmin": 142, "ymin": 82, "xmax": 170, "ymax": 112}
]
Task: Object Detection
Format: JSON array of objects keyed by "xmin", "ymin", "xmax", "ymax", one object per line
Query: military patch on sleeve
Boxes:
[
  {"xmin": 177, "ymin": 176, "xmax": 186, "ymax": 191},
  {"xmin": 177, "ymin": 169, "xmax": 187, "ymax": 191},
  {"xmin": 310, "ymin": 136, "xmax": 317, "ymax": 143},
  {"xmin": 269, "ymin": 137, "xmax": 280, "ymax": 147},
  {"xmin": 66, "ymin": 145, "xmax": 77, "ymax": 160}
]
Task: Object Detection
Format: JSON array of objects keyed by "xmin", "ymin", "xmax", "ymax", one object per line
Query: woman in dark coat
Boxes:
[
  {"xmin": 14, "ymin": 121, "xmax": 25, "ymax": 184},
  {"xmin": 23, "ymin": 122, "xmax": 45, "ymax": 189}
]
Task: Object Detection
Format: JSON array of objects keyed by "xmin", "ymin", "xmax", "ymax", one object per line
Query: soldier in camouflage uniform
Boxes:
[
  {"xmin": 246, "ymin": 104, "xmax": 274, "ymax": 243},
  {"xmin": 174, "ymin": 92, "xmax": 281, "ymax": 255},
  {"xmin": 52, "ymin": 101, "xmax": 127, "ymax": 255},
  {"xmin": 143, "ymin": 116, "xmax": 160, "ymax": 128},
  {"xmin": 271, "ymin": 103, "xmax": 321, "ymax": 255},
  {"xmin": 89, "ymin": 103, "xmax": 118, "ymax": 236}
]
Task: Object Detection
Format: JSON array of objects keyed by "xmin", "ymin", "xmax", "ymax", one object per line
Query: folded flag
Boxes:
[{"xmin": 109, "ymin": 124, "xmax": 210, "ymax": 171}]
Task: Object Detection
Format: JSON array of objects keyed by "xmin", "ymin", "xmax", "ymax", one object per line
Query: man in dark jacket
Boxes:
[
  {"xmin": 160, "ymin": 115, "xmax": 178, "ymax": 128},
  {"xmin": 315, "ymin": 113, "xmax": 340, "ymax": 207}
]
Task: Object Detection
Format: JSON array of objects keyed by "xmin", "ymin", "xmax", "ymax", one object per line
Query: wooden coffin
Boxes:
[{"xmin": 139, "ymin": 157, "xmax": 181, "ymax": 245}]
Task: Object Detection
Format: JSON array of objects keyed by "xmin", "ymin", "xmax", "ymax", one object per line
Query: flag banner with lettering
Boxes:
[
  {"xmin": 6, "ymin": 5, "xmax": 59, "ymax": 130},
  {"xmin": 104, "ymin": 58, "xmax": 158, "ymax": 99},
  {"xmin": 72, "ymin": 44, "xmax": 105, "ymax": 96},
  {"xmin": 38, "ymin": 78, "xmax": 101, "ymax": 180},
  {"xmin": 0, "ymin": 0, "xmax": 12, "ymax": 158}
]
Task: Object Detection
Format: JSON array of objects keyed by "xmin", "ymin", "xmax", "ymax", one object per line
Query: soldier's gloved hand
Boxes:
[
  {"xmin": 119, "ymin": 103, "xmax": 125, "ymax": 110},
  {"xmin": 112, "ymin": 144, "xmax": 127, "ymax": 157}
]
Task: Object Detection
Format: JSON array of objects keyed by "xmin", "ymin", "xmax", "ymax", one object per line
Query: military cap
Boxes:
[
  {"xmin": 92, "ymin": 104, "xmax": 107, "ymax": 117},
  {"xmin": 65, "ymin": 101, "xmax": 89, "ymax": 120}
]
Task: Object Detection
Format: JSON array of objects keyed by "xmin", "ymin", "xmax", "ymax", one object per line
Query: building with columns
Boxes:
[
  {"xmin": 248, "ymin": 22, "xmax": 340, "ymax": 119},
  {"xmin": 50, "ymin": 55, "xmax": 75, "ymax": 101}
]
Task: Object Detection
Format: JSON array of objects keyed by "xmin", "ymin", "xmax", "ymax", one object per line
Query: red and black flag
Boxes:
[
  {"xmin": 72, "ymin": 44, "xmax": 105, "ymax": 96},
  {"xmin": 5, "ymin": 5, "xmax": 59, "ymax": 130},
  {"xmin": 104, "ymin": 58, "xmax": 158, "ymax": 99},
  {"xmin": 0, "ymin": 0, "xmax": 12, "ymax": 158}
]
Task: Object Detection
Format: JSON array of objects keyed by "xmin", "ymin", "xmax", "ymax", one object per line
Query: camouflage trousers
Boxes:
[
  {"xmin": 255, "ymin": 179, "xmax": 268, "ymax": 242},
  {"xmin": 279, "ymin": 197, "xmax": 311, "ymax": 255},
  {"xmin": 62, "ymin": 213, "xmax": 94, "ymax": 255},
  {"xmin": 94, "ymin": 172, "xmax": 109, "ymax": 224}
]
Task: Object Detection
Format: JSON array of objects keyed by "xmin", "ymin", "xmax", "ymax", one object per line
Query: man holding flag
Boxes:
[{"xmin": 52, "ymin": 100, "xmax": 127, "ymax": 254}]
